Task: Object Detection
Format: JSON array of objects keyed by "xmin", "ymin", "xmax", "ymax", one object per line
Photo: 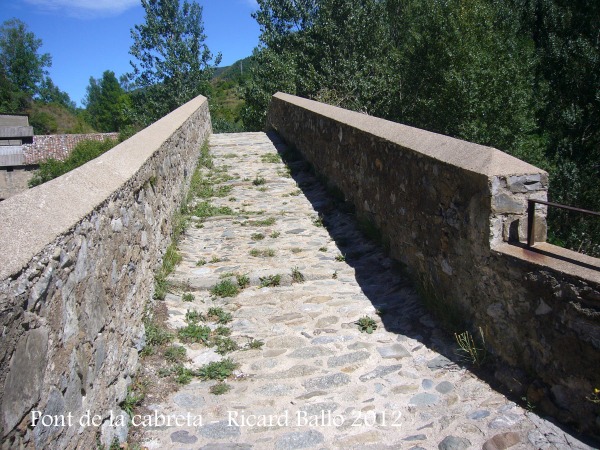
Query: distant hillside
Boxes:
[
  {"xmin": 212, "ymin": 57, "xmax": 255, "ymax": 83},
  {"xmin": 27, "ymin": 102, "xmax": 94, "ymax": 135},
  {"xmin": 209, "ymin": 57, "xmax": 254, "ymax": 132}
]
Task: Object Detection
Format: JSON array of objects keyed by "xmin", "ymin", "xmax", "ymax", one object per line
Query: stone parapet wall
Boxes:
[
  {"xmin": 0, "ymin": 95, "xmax": 211, "ymax": 449},
  {"xmin": 267, "ymin": 92, "xmax": 600, "ymax": 435}
]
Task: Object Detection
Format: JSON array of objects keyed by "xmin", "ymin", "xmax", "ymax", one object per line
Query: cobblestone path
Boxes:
[{"xmin": 138, "ymin": 132, "xmax": 592, "ymax": 449}]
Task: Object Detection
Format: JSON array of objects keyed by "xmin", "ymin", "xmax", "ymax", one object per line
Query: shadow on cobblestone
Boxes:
[
  {"xmin": 267, "ymin": 131, "xmax": 599, "ymax": 448},
  {"xmin": 268, "ymin": 131, "xmax": 459, "ymax": 355}
]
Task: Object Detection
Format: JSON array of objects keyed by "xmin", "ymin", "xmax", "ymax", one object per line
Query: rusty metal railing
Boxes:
[{"xmin": 527, "ymin": 199, "xmax": 600, "ymax": 247}]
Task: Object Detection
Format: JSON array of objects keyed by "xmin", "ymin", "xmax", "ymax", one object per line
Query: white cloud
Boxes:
[{"xmin": 23, "ymin": 0, "xmax": 139, "ymax": 18}]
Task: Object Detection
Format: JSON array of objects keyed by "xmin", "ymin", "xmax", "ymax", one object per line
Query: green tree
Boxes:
[
  {"xmin": 38, "ymin": 77, "xmax": 75, "ymax": 110},
  {"xmin": 0, "ymin": 18, "xmax": 51, "ymax": 97},
  {"xmin": 128, "ymin": 0, "xmax": 221, "ymax": 125},
  {"xmin": 242, "ymin": 48, "xmax": 297, "ymax": 130},
  {"xmin": 0, "ymin": 70, "xmax": 31, "ymax": 113},
  {"xmin": 243, "ymin": 0, "xmax": 396, "ymax": 130},
  {"xmin": 385, "ymin": 0, "xmax": 544, "ymax": 163},
  {"xmin": 84, "ymin": 70, "xmax": 131, "ymax": 132},
  {"xmin": 245, "ymin": 0, "xmax": 598, "ymax": 254},
  {"xmin": 515, "ymin": 0, "xmax": 600, "ymax": 254}
]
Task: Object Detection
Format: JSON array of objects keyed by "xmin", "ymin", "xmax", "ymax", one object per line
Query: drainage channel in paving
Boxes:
[{"xmin": 134, "ymin": 132, "xmax": 592, "ymax": 450}]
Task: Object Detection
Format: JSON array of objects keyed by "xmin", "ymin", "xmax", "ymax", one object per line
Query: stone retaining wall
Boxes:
[
  {"xmin": 0, "ymin": 165, "xmax": 37, "ymax": 201},
  {"xmin": 0, "ymin": 95, "xmax": 212, "ymax": 449},
  {"xmin": 267, "ymin": 92, "xmax": 600, "ymax": 435},
  {"xmin": 22, "ymin": 133, "xmax": 120, "ymax": 164}
]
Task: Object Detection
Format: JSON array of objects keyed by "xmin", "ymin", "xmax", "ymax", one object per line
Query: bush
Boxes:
[
  {"xmin": 29, "ymin": 138, "xmax": 117, "ymax": 187},
  {"xmin": 212, "ymin": 117, "xmax": 245, "ymax": 133}
]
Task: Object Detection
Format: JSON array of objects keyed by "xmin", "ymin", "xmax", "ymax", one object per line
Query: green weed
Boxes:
[
  {"xmin": 162, "ymin": 244, "xmax": 182, "ymax": 275},
  {"xmin": 153, "ymin": 274, "xmax": 170, "ymax": 300},
  {"xmin": 193, "ymin": 201, "xmax": 234, "ymax": 218},
  {"xmin": 182, "ymin": 292, "xmax": 195, "ymax": 302},
  {"xmin": 219, "ymin": 271, "xmax": 237, "ymax": 279},
  {"xmin": 243, "ymin": 217, "xmax": 276, "ymax": 227},
  {"xmin": 215, "ymin": 185, "xmax": 233, "ymax": 197},
  {"xmin": 120, "ymin": 384, "xmax": 145, "ymax": 418},
  {"xmin": 215, "ymin": 326, "xmax": 232, "ymax": 336},
  {"xmin": 158, "ymin": 367, "xmax": 172, "ymax": 378},
  {"xmin": 455, "ymin": 327, "xmax": 488, "ymax": 367},
  {"xmin": 247, "ymin": 339, "xmax": 264, "ymax": 350},
  {"xmin": 261, "ymin": 153, "xmax": 281, "ymax": 163},
  {"xmin": 260, "ymin": 274, "xmax": 281, "ymax": 287},
  {"xmin": 197, "ymin": 359, "xmax": 238, "ymax": 381},
  {"xmin": 199, "ymin": 142, "xmax": 213, "ymax": 169},
  {"xmin": 173, "ymin": 365, "xmax": 195, "ymax": 385},
  {"xmin": 252, "ymin": 176, "xmax": 266, "ymax": 186},
  {"xmin": 178, "ymin": 323, "xmax": 211, "ymax": 344},
  {"xmin": 249, "ymin": 248, "xmax": 275, "ymax": 257},
  {"xmin": 164, "ymin": 345, "xmax": 187, "ymax": 363},
  {"xmin": 185, "ymin": 309, "xmax": 204, "ymax": 324},
  {"xmin": 171, "ymin": 212, "xmax": 189, "ymax": 243},
  {"xmin": 213, "ymin": 336, "xmax": 239, "ymax": 355},
  {"xmin": 207, "ymin": 307, "xmax": 232, "ymax": 324},
  {"xmin": 210, "ymin": 383, "xmax": 232, "ymax": 395},
  {"xmin": 210, "ymin": 279, "xmax": 239, "ymax": 297},
  {"xmin": 236, "ymin": 274, "xmax": 250, "ymax": 289},
  {"xmin": 356, "ymin": 316, "xmax": 378, "ymax": 334},
  {"xmin": 144, "ymin": 320, "xmax": 173, "ymax": 349},
  {"xmin": 291, "ymin": 267, "xmax": 305, "ymax": 283}
]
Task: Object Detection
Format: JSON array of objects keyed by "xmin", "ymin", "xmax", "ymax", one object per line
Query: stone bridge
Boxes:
[{"xmin": 0, "ymin": 94, "xmax": 598, "ymax": 449}]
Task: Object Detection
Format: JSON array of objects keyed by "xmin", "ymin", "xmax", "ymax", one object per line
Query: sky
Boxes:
[{"xmin": 0, "ymin": 0, "xmax": 261, "ymax": 106}]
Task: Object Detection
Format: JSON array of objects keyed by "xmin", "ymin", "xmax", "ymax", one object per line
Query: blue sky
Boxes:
[{"xmin": 0, "ymin": 0, "xmax": 261, "ymax": 106}]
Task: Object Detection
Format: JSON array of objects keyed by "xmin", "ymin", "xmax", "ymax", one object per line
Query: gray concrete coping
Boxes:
[
  {"xmin": 0, "ymin": 95, "xmax": 208, "ymax": 280},
  {"xmin": 272, "ymin": 92, "xmax": 545, "ymax": 178}
]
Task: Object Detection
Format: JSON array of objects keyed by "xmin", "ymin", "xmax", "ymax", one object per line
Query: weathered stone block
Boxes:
[
  {"xmin": 2, "ymin": 327, "xmax": 48, "ymax": 434},
  {"xmin": 493, "ymin": 193, "xmax": 526, "ymax": 214},
  {"xmin": 33, "ymin": 387, "xmax": 64, "ymax": 449},
  {"xmin": 508, "ymin": 174, "xmax": 542, "ymax": 193}
]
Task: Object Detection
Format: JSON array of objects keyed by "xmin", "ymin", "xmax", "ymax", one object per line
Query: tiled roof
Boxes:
[{"xmin": 21, "ymin": 133, "xmax": 119, "ymax": 165}]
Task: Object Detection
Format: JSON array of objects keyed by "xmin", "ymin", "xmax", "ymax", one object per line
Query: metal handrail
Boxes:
[{"xmin": 527, "ymin": 199, "xmax": 600, "ymax": 247}]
